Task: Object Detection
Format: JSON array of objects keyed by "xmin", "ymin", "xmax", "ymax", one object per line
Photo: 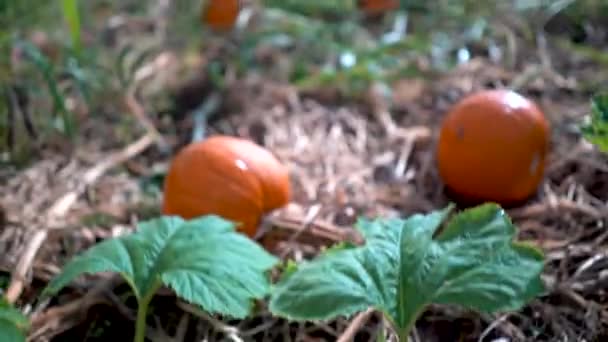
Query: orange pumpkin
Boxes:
[
  {"xmin": 201, "ymin": 0, "xmax": 241, "ymax": 31},
  {"xmin": 358, "ymin": 0, "xmax": 400, "ymax": 14},
  {"xmin": 162, "ymin": 135, "xmax": 291, "ymax": 237},
  {"xmin": 436, "ymin": 89, "xmax": 550, "ymax": 205}
]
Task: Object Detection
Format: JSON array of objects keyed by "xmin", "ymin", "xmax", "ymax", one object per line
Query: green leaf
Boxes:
[
  {"xmin": 320, "ymin": 240, "xmax": 358, "ymax": 255},
  {"xmin": 0, "ymin": 298, "xmax": 29, "ymax": 342},
  {"xmin": 44, "ymin": 215, "xmax": 279, "ymax": 318},
  {"xmin": 61, "ymin": 0, "xmax": 81, "ymax": 52},
  {"xmin": 269, "ymin": 204, "xmax": 545, "ymax": 336},
  {"xmin": 17, "ymin": 39, "xmax": 76, "ymax": 138},
  {"xmin": 581, "ymin": 93, "xmax": 608, "ymax": 153}
]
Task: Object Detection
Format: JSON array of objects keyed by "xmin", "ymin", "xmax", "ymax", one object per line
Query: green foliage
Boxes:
[
  {"xmin": 44, "ymin": 215, "xmax": 279, "ymax": 342},
  {"xmin": 61, "ymin": 0, "xmax": 81, "ymax": 52},
  {"xmin": 263, "ymin": 0, "xmax": 357, "ymax": 17},
  {"xmin": 581, "ymin": 94, "xmax": 608, "ymax": 153},
  {"xmin": 1, "ymin": 0, "xmax": 112, "ymax": 166},
  {"xmin": 16, "ymin": 40, "xmax": 77, "ymax": 137},
  {"xmin": 243, "ymin": 0, "xmax": 529, "ymax": 98},
  {"xmin": 0, "ymin": 298, "xmax": 29, "ymax": 342},
  {"xmin": 0, "ymin": 0, "xmax": 58, "ymax": 31},
  {"xmin": 269, "ymin": 204, "xmax": 545, "ymax": 340},
  {"xmin": 0, "ymin": 0, "xmax": 58, "ymax": 78}
]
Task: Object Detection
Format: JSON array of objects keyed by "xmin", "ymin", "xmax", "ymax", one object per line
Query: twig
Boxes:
[
  {"xmin": 478, "ymin": 314, "xmax": 511, "ymax": 342},
  {"xmin": 124, "ymin": 51, "xmax": 173, "ymax": 152},
  {"xmin": 4, "ymin": 232, "xmax": 48, "ymax": 305},
  {"xmin": 177, "ymin": 301, "xmax": 244, "ymax": 342},
  {"xmin": 240, "ymin": 317, "xmax": 279, "ymax": 337},
  {"xmin": 393, "ymin": 133, "xmax": 415, "ymax": 179},
  {"xmin": 28, "ymin": 276, "xmax": 124, "ymax": 341},
  {"xmin": 278, "ymin": 204, "xmax": 322, "ymax": 259},
  {"xmin": 508, "ymin": 198, "xmax": 604, "ymax": 220},
  {"xmin": 4, "ymin": 133, "xmax": 156, "ymax": 304},
  {"xmin": 508, "ymin": 64, "xmax": 543, "ymax": 91},
  {"xmin": 265, "ymin": 214, "xmax": 364, "ymax": 248},
  {"xmin": 337, "ymin": 308, "xmax": 375, "ymax": 342},
  {"xmin": 191, "ymin": 91, "xmax": 221, "ymax": 143},
  {"xmin": 411, "ymin": 326, "xmax": 421, "ymax": 342},
  {"xmin": 174, "ymin": 312, "xmax": 190, "ymax": 342},
  {"xmin": 125, "ymin": 89, "xmax": 167, "ymax": 150},
  {"xmin": 492, "ymin": 22, "xmax": 518, "ymax": 69}
]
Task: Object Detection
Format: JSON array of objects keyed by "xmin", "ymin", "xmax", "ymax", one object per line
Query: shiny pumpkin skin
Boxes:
[
  {"xmin": 162, "ymin": 135, "xmax": 291, "ymax": 237},
  {"xmin": 436, "ymin": 89, "xmax": 550, "ymax": 205},
  {"xmin": 201, "ymin": 0, "xmax": 241, "ymax": 31}
]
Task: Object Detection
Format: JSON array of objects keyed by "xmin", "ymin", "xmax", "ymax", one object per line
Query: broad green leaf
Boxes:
[
  {"xmin": 269, "ymin": 204, "xmax": 544, "ymax": 335},
  {"xmin": 44, "ymin": 215, "xmax": 279, "ymax": 318},
  {"xmin": 581, "ymin": 93, "xmax": 608, "ymax": 152},
  {"xmin": 0, "ymin": 299, "xmax": 29, "ymax": 342},
  {"xmin": 0, "ymin": 321, "xmax": 26, "ymax": 342}
]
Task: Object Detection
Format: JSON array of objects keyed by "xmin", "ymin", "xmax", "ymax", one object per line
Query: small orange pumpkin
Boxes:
[
  {"xmin": 358, "ymin": 0, "xmax": 400, "ymax": 14},
  {"xmin": 162, "ymin": 135, "xmax": 291, "ymax": 237},
  {"xmin": 201, "ymin": 0, "xmax": 241, "ymax": 31},
  {"xmin": 436, "ymin": 89, "xmax": 550, "ymax": 205}
]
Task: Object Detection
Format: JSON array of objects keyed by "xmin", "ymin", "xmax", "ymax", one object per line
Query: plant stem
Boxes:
[
  {"xmin": 397, "ymin": 310, "xmax": 421, "ymax": 342},
  {"xmin": 398, "ymin": 329, "xmax": 411, "ymax": 342},
  {"xmin": 134, "ymin": 298, "xmax": 149, "ymax": 342},
  {"xmin": 134, "ymin": 288, "xmax": 158, "ymax": 342},
  {"xmin": 398, "ymin": 326, "xmax": 411, "ymax": 342}
]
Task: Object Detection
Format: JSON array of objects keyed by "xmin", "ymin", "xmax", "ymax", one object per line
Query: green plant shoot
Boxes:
[
  {"xmin": 17, "ymin": 40, "xmax": 76, "ymax": 138},
  {"xmin": 43, "ymin": 215, "xmax": 279, "ymax": 342},
  {"xmin": 269, "ymin": 203, "xmax": 545, "ymax": 341},
  {"xmin": 61, "ymin": 0, "xmax": 81, "ymax": 53},
  {"xmin": 581, "ymin": 93, "xmax": 608, "ymax": 153},
  {"xmin": 0, "ymin": 298, "xmax": 29, "ymax": 342}
]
